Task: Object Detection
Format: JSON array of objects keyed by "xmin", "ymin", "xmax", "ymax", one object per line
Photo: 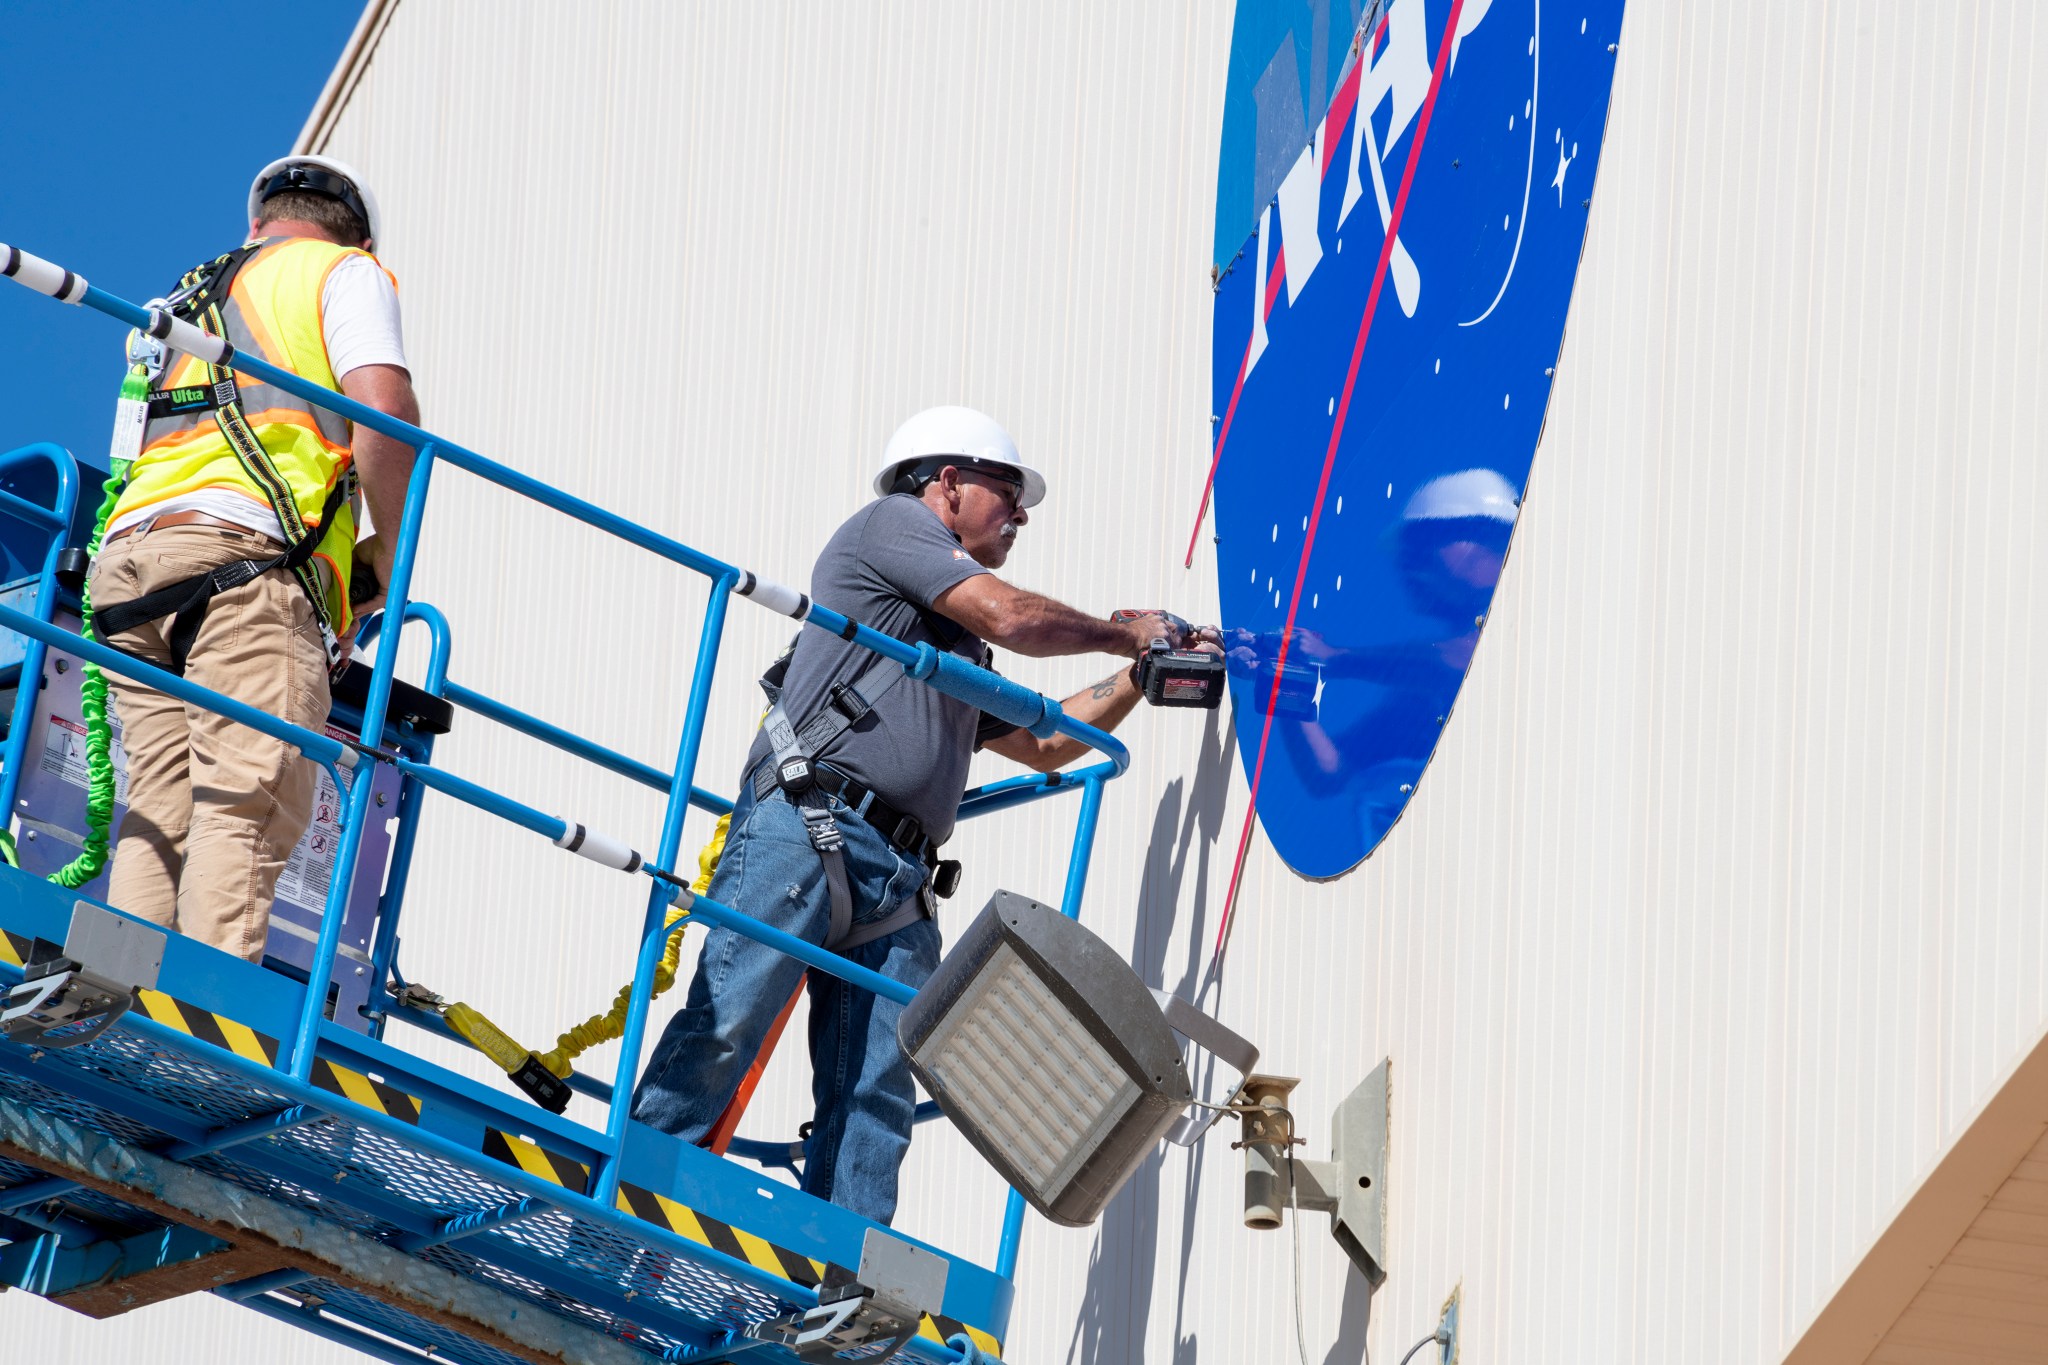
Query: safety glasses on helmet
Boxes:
[{"xmin": 258, "ymin": 166, "xmax": 372, "ymax": 237}]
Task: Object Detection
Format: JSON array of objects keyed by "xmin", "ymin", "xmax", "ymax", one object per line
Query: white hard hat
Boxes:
[
  {"xmin": 873, "ymin": 405, "xmax": 1047, "ymax": 509},
  {"xmin": 248, "ymin": 155, "xmax": 381, "ymax": 248},
  {"xmin": 1402, "ymin": 468, "xmax": 1518, "ymax": 524}
]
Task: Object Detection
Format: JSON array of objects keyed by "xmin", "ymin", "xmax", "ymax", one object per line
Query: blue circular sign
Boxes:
[{"xmin": 1210, "ymin": 0, "xmax": 1626, "ymax": 877}]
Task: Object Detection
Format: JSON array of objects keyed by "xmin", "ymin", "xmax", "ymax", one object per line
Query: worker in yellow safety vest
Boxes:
[{"xmin": 87, "ymin": 155, "xmax": 421, "ymax": 961}]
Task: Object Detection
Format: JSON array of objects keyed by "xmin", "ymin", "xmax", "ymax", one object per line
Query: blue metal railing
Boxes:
[
  {"xmin": 0, "ymin": 251, "xmax": 1132, "ymax": 1341},
  {"xmin": 0, "ymin": 444, "xmax": 79, "ymax": 821}
]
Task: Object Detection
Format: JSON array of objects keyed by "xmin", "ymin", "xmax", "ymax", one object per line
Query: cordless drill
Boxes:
[{"xmin": 1111, "ymin": 610, "xmax": 1226, "ymax": 709}]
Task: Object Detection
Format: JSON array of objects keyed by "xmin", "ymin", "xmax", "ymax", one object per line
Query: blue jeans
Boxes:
[{"xmin": 630, "ymin": 788, "xmax": 941, "ymax": 1225}]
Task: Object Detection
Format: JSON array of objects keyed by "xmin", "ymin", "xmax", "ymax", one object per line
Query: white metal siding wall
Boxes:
[{"xmin": 17, "ymin": 3, "xmax": 2048, "ymax": 1361}]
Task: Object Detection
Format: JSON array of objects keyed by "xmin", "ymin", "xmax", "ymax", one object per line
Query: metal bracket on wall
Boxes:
[{"xmin": 1238, "ymin": 1058, "xmax": 1390, "ymax": 1286}]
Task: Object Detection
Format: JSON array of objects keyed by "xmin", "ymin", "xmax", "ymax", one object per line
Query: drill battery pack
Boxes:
[{"xmin": 1138, "ymin": 647, "xmax": 1227, "ymax": 709}]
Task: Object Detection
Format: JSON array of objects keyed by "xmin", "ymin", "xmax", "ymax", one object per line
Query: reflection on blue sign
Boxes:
[{"xmin": 1211, "ymin": 0, "xmax": 1625, "ymax": 878}]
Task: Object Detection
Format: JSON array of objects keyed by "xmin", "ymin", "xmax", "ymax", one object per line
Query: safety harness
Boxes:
[
  {"xmin": 91, "ymin": 243, "xmax": 354, "ymax": 676},
  {"xmin": 746, "ymin": 626, "xmax": 966, "ymax": 955}
]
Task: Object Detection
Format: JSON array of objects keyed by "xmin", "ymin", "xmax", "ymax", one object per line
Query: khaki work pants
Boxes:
[{"xmin": 86, "ymin": 523, "xmax": 330, "ymax": 961}]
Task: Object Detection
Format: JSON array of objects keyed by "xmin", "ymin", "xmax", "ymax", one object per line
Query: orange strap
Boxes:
[{"xmin": 704, "ymin": 976, "xmax": 807, "ymax": 1156}]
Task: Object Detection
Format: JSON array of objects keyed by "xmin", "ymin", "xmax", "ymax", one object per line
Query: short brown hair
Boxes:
[{"xmin": 254, "ymin": 190, "xmax": 369, "ymax": 245}]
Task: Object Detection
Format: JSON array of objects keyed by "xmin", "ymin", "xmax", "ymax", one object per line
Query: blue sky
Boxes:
[{"xmin": 0, "ymin": 1, "xmax": 364, "ymax": 481}]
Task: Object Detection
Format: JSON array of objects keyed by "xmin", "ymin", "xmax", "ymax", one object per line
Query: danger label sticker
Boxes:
[
  {"xmin": 275, "ymin": 726, "xmax": 356, "ymax": 910},
  {"xmin": 39, "ymin": 713, "xmax": 130, "ymax": 807}
]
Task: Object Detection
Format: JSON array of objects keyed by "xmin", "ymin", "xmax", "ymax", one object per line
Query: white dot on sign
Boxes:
[
  {"xmin": 1503, "ymin": 393, "xmax": 1511, "ymax": 409},
  {"xmin": 1385, "ymin": 483, "xmax": 1392, "ymax": 497},
  {"xmin": 1581, "ymin": 18, "xmax": 1587, "ymax": 33},
  {"xmin": 1528, "ymin": 36, "xmax": 1534, "ymax": 54},
  {"xmin": 1572, "ymin": 142, "xmax": 1579, "ymax": 156},
  {"xmin": 1503, "ymin": 215, "xmax": 1510, "ymax": 229},
  {"xmin": 1266, "ymin": 576, "xmax": 1273, "ymax": 592},
  {"xmin": 1337, "ymin": 495, "xmax": 1344, "ymax": 513},
  {"xmin": 1327, "ymin": 397, "xmax": 1334, "ymax": 415},
  {"xmin": 1271, "ymin": 523, "xmax": 1278, "ymax": 542},
  {"xmin": 1525, "ymin": 99, "xmax": 1532, "ymax": 118},
  {"xmin": 1336, "ymin": 575, "xmax": 1344, "ymax": 590},
  {"xmin": 1556, "ymin": 128, "xmax": 1561, "ymax": 144},
  {"xmin": 1301, "ymin": 516, "xmax": 1308, "ymax": 531},
  {"xmin": 1313, "ymin": 594, "xmax": 1319, "ymax": 608},
  {"xmin": 1508, "ymin": 114, "xmax": 1515, "ymax": 131},
  {"xmin": 1435, "ymin": 358, "xmax": 1441, "ymax": 373},
  {"xmin": 1250, "ymin": 569, "xmax": 1257, "ymax": 583},
  {"xmin": 1274, "ymin": 590, "xmax": 1281, "ymax": 607}
]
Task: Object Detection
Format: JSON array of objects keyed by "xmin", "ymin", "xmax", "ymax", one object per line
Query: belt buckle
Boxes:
[{"xmin": 889, "ymin": 814, "xmax": 921, "ymax": 853}]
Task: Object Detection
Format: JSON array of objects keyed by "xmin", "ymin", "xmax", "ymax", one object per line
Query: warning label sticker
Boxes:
[
  {"xmin": 275, "ymin": 725, "xmax": 355, "ymax": 911},
  {"xmin": 39, "ymin": 713, "xmax": 130, "ymax": 807}
]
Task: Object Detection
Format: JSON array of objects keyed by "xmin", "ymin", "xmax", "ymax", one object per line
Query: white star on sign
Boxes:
[{"xmin": 1552, "ymin": 139, "xmax": 1579, "ymax": 205}]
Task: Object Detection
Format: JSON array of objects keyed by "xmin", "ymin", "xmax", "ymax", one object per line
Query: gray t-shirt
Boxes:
[{"xmin": 743, "ymin": 494, "xmax": 1017, "ymax": 844}]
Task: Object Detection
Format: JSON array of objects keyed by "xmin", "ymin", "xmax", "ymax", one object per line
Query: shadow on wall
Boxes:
[
  {"xmin": 1062, "ymin": 710, "xmax": 1379, "ymax": 1364},
  {"xmin": 1323, "ymin": 1274, "xmax": 1374, "ymax": 1364},
  {"xmin": 1064, "ymin": 710, "xmax": 1247, "ymax": 1365}
]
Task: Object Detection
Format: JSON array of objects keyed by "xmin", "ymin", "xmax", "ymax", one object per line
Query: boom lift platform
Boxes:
[{"xmin": 0, "ymin": 244, "xmax": 1138, "ymax": 1363}]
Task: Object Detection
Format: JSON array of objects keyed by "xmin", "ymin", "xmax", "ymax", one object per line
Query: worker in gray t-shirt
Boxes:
[{"xmin": 633, "ymin": 405, "xmax": 1216, "ymax": 1225}]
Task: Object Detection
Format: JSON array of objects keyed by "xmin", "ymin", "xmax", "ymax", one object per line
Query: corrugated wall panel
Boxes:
[{"xmin": 15, "ymin": 2, "xmax": 2048, "ymax": 1361}]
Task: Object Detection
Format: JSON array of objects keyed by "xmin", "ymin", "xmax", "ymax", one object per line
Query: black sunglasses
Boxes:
[{"xmin": 959, "ymin": 467, "xmax": 1025, "ymax": 511}]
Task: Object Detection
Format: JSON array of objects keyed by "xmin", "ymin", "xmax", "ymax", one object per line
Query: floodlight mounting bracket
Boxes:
[
  {"xmin": 1153, "ymin": 987, "xmax": 1261, "ymax": 1145},
  {"xmin": 1238, "ymin": 1059, "xmax": 1390, "ymax": 1287}
]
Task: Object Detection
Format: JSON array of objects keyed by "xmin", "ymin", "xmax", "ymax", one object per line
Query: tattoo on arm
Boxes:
[{"xmin": 1091, "ymin": 673, "xmax": 1123, "ymax": 700}]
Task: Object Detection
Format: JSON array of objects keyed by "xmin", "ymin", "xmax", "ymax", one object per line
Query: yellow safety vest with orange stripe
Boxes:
[{"xmin": 114, "ymin": 235, "xmax": 394, "ymax": 636}]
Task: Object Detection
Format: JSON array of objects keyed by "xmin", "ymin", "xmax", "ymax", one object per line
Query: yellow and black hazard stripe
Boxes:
[
  {"xmin": 5, "ymin": 942, "xmax": 423, "ymax": 1127},
  {"xmin": 612, "ymin": 1180, "xmax": 1001, "ymax": 1357},
  {"xmin": 481, "ymin": 1127, "xmax": 590, "ymax": 1197},
  {"xmin": 915, "ymin": 1309, "xmax": 998, "ymax": 1357},
  {"xmin": 134, "ymin": 987, "xmax": 421, "ymax": 1125},
  {"xmin": 616, "ymin": 1181, "xmax": 829, "ymax": 1289},
  {"xmin": 3, "ymin": 929, "xmax": 283, "ymax": 1069},
  {"xmin": 132, "ymin": 988, "xmax": 281, "ymax": 1067},
  {"xmin": 309, "ymin": 1057, "xmax": 422, "ymax": 1124}
]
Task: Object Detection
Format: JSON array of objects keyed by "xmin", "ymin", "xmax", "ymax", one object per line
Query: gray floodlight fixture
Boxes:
[{"xmin": 899, "ymin": 890, "xmax": 1258, "ymax": 1227}]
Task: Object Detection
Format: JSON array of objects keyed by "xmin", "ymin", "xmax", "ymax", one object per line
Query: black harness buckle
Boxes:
[
  {"xmin": 800, "ymin": 806, "xmax": 845, "ymax": 855},
  {"xmin": 889, "ymin": 813, "xmax": 923, "ymax": 852},
  {"xmin": 827, "ymin": 681, "xmax": 871, "ymax": 723}
]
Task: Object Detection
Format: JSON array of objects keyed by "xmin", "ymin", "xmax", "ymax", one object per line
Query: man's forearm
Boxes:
[
  {"xmin": 985, "ymin": 669, "xmax": 1143, "ymax": 772},
  {"xmin": 986, "ymin": 590, "xmax": 1136, "ymax": 659}
]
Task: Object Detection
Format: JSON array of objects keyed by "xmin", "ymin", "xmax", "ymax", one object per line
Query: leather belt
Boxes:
[
  {"xmin": 104, "ymin": 510, "xmax": 279, "ymax": 548},
  {"xmin": 810, "ymin": 762, "xmax": 939, "ymax": 867}
]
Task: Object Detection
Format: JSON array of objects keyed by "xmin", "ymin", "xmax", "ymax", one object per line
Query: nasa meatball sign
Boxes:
[{"xmin": 1209, "ymin": 0, "xmax": 1625, "ymax": 878}]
